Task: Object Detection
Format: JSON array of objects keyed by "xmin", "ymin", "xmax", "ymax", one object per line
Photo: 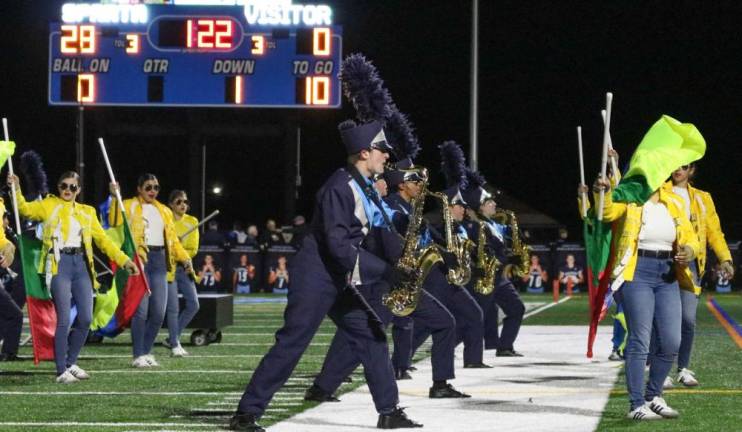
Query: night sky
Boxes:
[{"xmin": 1, "ymin": 1, "xmax": 740, "ymax": 238}]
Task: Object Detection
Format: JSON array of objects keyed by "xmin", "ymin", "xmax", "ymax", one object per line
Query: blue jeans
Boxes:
[
  {"xmin": 166, "ymin": 266, "xmax": 200, "ymax": 347},
  {"xmin": 132, "ymin": 250, "xmax": 168, "ymax": 358},
  {"xmin": 621, "ymin": 256, "xmax": 681, "ymax": 410},
  {"xmin": 51, "ymin": 254, "xmax": 94, "ymax": 375}
]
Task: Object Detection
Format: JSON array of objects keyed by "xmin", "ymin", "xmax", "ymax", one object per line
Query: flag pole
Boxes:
[
  {"xmin": 597, "ymin": 93, "xmax": 613, "ymax": 221},
  {"xmin": 601, "ymin": 109, "xmax": 619, "ymax": 177},
  {"xmin": 577, "ymin": 126, "xmax": 587, "ymax": 218},
  {"xmin": 2, "ymin": 118, "xmax": 22, "ymax": 235},
  {"xmin": 179, "ymin": 209, "xmax": 220, "ymax": 242}
]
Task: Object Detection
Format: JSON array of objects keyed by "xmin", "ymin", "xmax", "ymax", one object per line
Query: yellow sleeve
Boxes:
[
  {"xmin": 702, "ymin": 193, "xmax": 732, "ymax": 263},
  {"xmin": 89, "ymin": 208, "xmax": 129, "ymax": 266},
  {"xmin": 172, "ymin": 235, "xmax": 190, "ymax": 263},
  {"xmin": 577, "ymin": 196, "xmax": 592, "ymax": 221},
  {"xmin": 0, "ymin": 200, "xmax": 8, "ymax": 248},
  {"xmin": 181, "ymin": 216, "xmax": 199, "ymax": 258},
  {"xmin": 677, "ymin": 213, "xmax": 700, "ymax": 257},
  {"xmin": 14, "ymin": 186, "xmax": 48, "ymax": 221},
  {"xmin": 594, "ymin": 189, "xmax": 626, "ymax": 222}
]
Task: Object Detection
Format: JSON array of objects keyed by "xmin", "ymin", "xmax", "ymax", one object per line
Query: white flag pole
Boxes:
[
  {"xmin": 597, "ymin": 93, "xmax": 613, "ymax": 221},
  {"xmin": 577, "ymin": 126, "xmax": 587, "ymax": 218},
  {"xmin": 601, "ymin": 109, "xmax": 619, "ymax": 178},
  {"xmin": 2, "ymin": 118, "xmax": 22, "ymax": 235}
]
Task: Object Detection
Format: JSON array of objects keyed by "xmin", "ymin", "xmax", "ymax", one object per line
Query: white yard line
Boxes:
[
  {"xmin": 522, "ymin": 296, "xmax": 572, "ymax": 319},
  {"xmin": 268, "ymin": 325, "xmax": 618, "ymax": 432}
]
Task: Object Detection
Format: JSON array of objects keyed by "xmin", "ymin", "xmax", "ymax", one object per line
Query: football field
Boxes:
[{"xmin": 0, "ymin": 293, "xmax": 739, "ymax": 431}]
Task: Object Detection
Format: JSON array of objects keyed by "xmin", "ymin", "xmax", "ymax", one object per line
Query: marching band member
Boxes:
[
  {"xmin": 163, "ymin": 190, "xmax": 200, "ymax": 357},
  {"xmin": 462, "ymin": 169, "xmax": 526, "ymax": 357},
  {"xmin": 8, "ymin": 171, "xmax": 136, "ymax": 382},
  {"xmin": 654, "ymin": 162, "xmax": 734, "ymax": 388},
  {"xmin": 0, "ymin": 201, "xmax": 20, "ymax": 362},
  {"xmin": 108, "ymin": 174, "xmax": 192, "ymax": 369},
  {"xmin": 229, "ymin": 118, "xmax": 422, "ymax": 431}
]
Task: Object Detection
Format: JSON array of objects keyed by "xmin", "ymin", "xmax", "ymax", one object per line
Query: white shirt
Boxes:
[
  {"xmin": 142, "ymin": 204, "xmax": 165, "ymax": 246},
  {"xmin": 672, "ymin": 186, "xmax": 692, "ymax": 219},
  {"xmin": 63, "ymin": 216, "xmax": 82, "ymax": 248},
  {"xmin": 638, "ymin": 201, "xmax": 676, "ymax": 251}
]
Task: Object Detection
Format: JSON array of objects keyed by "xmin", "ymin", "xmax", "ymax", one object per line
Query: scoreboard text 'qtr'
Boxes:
[{"xmin": 49, "ymin": 1, "xmax": 342, "ymax": 108}]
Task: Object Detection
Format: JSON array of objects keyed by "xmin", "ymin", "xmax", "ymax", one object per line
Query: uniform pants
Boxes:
[
  {"xmin": 472, "ymin": 276, "xmax": 525, "ymax": 351},
  {"xmin": 0, "ymin": 280, "xmax": 24, "ymax": 356}
]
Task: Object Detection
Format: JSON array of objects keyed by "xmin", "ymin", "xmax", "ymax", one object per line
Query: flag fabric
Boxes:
[
  {"xmin": 584, "ymin": 115, "xmax": 706, "ymax": 357},
  {"xmin": 91, "ymin": 209, "xmax": 149, "ymax": 338},
  {"xmin": 18, "ymin": 233, "xmax": 56, "ymax": 364},
  {"xmin": 0, "ymin": 140, "xmax": 16, "ymax": 166}
]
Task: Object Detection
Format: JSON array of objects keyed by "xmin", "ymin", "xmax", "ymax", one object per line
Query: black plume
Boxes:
[
  {"xmin": 340, "ymin": 53, "xmax": 392, "ymax": 123},
  {"xmin": 19, "ymin": 150, "xmax": 49, "ymax": 200},
  {"xmin": 338, "ymin": 119, "xmax": 357, "ymax": 131},
  {"xmin": 465, "ymin": 168, "xmax": 487, "ymax": 190},
  {"xmin": 385, "ymin": 104, "xmax": 420, "ymax": 161},
  {"xmin": 439, "ymin": 140, "xmax": 468, "ymax": 190}
]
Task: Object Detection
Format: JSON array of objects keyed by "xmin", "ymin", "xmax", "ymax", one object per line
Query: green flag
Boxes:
[{"xmin": 0, "ymin": 140, "xmax": 15, "ymax": 167}]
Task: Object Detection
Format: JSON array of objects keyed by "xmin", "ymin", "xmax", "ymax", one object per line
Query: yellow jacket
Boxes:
[
  {"xmin": 15, "ymin": 189, "xmax": 129, "ymax": 287},
  {"xmin": 0, "ymin": 199, "xmax": 10, "ymax": 249},
  {"xmin": 598, "ymin": 187, "xmax": 701, "ymax": 294},
  {"xmin": 108, "ymin": 196, "xmax": 190, "ymax": 276},
  {"xmin": 661, "ymin": 181, "xmax": 732, "ymax": 276},
  {"xmin": 171, "ymin": 214, "xmax": 200, "ymax": 283}
]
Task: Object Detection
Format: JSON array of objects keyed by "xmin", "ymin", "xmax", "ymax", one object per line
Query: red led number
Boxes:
[
  {"xmin": 61, "ymin": 25, "xmax": 96, "ymax": 54},
  {"xmin": 187, "ymin": 19, "xmax": 233, "ymax": 49}
]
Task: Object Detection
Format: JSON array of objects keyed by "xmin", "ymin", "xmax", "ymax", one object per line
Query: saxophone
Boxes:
[
  {"xmin": 382, "ymin": 177, "xmax": 444, "ymax": 317},
  {"xmin": 473, "ymin": 219, "xmax": 501, "ymax": 295},
  {"xmin": 495, "ymin": 209, "xmax": 530, "ymax": 278},
  {"xmin": 428, "ymin": 192, "xmax": 475, "ymax": 286}
]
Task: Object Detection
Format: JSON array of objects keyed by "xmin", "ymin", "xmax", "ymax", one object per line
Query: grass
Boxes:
[{"xmin": 1, "ymin": 292, "xmax": 739, "ymax": 431}]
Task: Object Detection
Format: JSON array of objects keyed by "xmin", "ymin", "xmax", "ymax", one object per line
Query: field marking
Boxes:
[
  {"xmin": 522, "ymin": 296, "xmax": 572, "ymax": 320},
  {"xmin": 0, "ymin": 391, "xmax": 243, "ymax": 396},
  {"xmin": 0, "ymin": 422, "xmax": 220, "ymax": 428},
  {"xmin": 706, "ymin": 297, "xmax": 742, "ymax": 348}
]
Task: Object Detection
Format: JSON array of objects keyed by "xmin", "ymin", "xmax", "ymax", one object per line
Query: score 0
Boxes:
[{"xmin": 61, "ymin": 25, "xmax": 96, "ymax": 54}]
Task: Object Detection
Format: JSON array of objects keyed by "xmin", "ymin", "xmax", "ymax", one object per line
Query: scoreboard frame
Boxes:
[{"xmin": 48, "ymin": 1, "xmax": 343, "ymax": 109}]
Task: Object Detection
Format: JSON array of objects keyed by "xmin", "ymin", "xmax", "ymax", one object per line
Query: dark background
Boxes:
[{"xmin": 1, "ymin": 1, "xmax": 740, "ymax": 239}]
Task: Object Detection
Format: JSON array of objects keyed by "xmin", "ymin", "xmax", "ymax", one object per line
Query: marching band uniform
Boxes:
[
  {"xmin": 462, "ymin": 185, "xmax": 525, "ymax": 356},
  {"xmin": 230, "ymin": 120, "xmax": 421, "ymax": 431}
]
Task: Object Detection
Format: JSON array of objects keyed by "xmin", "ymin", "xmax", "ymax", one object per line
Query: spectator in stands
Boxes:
[
  {"xmin": 558, "ymin": 253, "xmax": 584, "ymax": 293},
  {"xmin": 201, "ymin": 220, "xmax": 226, "ymax": 247},
  {"xmin": 268, "ymin": 255, "xmax": 290, "ymax": 294},
  {"xmin": 713, "ymin": 262, "xmax": 732, "ymax": 293},
  {"xmin": 244, "ymin": 224, "xmax": 259, "ymax": 247},
  {"xmin": 198, "ymin": 254, "xmax": 222, "ymax": 291},
  {"xmin": 523, "ymin": 254, "xmax": 548, "ymax": 293},
  {"xmin": 233, "ymin": 254, "xmax": 257, "ymax": 294},
  {"xmin": 229, "ymin": 221, "xmax": 248, "ymax": 245},
  {"xmin": 259, "ymin": 219, "xmax": 283, "ymax": 249}
]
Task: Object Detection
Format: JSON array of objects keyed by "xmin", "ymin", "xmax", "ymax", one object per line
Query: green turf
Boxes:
[{"xmin": 596, "ymin": 293, "xmax": 742, "ymax": 431}]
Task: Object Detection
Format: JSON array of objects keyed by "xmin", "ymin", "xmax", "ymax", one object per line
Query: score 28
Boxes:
[{"xmin": 61, "ymin": 25, "xmax": 96, "ymax": 54}]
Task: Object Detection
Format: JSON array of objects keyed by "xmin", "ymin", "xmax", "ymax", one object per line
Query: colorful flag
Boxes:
[
  {"xmin": 584, "ymin": 115, "xmax": 706, "ymax": 357},
  {"xmin": 91, "ymin": 207, "xmax": 148, "ymax": 338},
  {"xmin": 18, "ymin": 234, "xmax": 56, "ymax": 364}
]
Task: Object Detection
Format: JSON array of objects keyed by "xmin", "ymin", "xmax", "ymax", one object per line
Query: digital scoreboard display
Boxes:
[{"xmin": 48, "ymin": 1, "xmax": 342, "ymax": 108}]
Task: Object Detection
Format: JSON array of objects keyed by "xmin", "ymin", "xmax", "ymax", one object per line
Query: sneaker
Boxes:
[
  {"xmin": 132, "ymin": 356, "xmax": 151, "ymax": 368},
  {"xmin": 145, "ymin": 355, "xmax": 160, "ymax": 367},
  {"xmin": 55, "ymin": 370, "xmax": 80, "ymax": 384},
  {"xmin": 677, "ymin": 368, "xmax": 699, "ymax": 387},
  {"xmin": 626, "ymin": 403, "xmax": 663, "ymax": 420},
  {"xmin": 67, "ymin": 365, "xmax": 90, "ymax": 380},
  {"xmin": 171, "ymin": 346, "xmax": 188, "ymax": 357},
  {"xmin": 608, "ymin": 350, "xmax": 622, "ymax": 361},
  {"xmin": 647, "ymin": 396, "xmax": 680, "ymax": 419},
  {"xmin": 663, "ymin": 376, "xmax": 674, "ymax": 389}
]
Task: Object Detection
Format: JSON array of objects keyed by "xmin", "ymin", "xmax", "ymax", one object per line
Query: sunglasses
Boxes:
[
  {"xmin": 174, "ymin": 198, "xmax": 189, "ymax": 206},
  {"xmin": 144, "ymin": 184, "xmax": 160, "ymax": 192},
  {"xmin": 58, "ymin": 182, "xmax": 79, "ymax": 192}
]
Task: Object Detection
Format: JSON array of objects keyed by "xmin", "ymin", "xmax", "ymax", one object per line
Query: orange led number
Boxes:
[
  {"xmin": 234, "ymin": 76, "xmax": 244, "ymax": 104},
  {"xmin": 126, "ymin": 34, "xmax": 140, "ymax": 54},
  {"xmin": 313, "ymin": 28, "xmax": 331, "ymax": 56},
  {"xmin": 77, "ymin": 74, "xmax": 95, "ymax": 103},
  {"xmin": 61, "ymin": 25, "xmax": 96, "ymax": 54},
  {"xmin": 251, "ymin": 35, "xmax": 265, "ymax": 55},
  {"xmin": 305, "ymin": 77, "xmax": 330, "ymax": 105}
]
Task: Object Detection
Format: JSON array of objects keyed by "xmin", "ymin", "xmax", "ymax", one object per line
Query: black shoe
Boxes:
[
  {"xmin": 464, "ymin": 362, "xmax": 493, "ymax": 369},
  {"xmin": 407, "ymin": 366, "xmax": 417, "ymax": 372},
  {"xmin": 304, "ymin": 384, "xmax": 340, "ymax": 402},
  {"xmin": 377, "ymin": 407, "xmax": 423, "ymax": 429},
  {"xmin": 0, "ymin": 353, "xmax": 21, "ymax": 362},
  {"xmin": 395, "ymin": 370, "xmax": 412, "ymax": 380},
  {"xmin": 228, "ymin": 413, "xmax": 265, "ymax": 432},
  {"xmin": 429, "ymin": 383, "xmax": 471, "ymax": 398},
  {"xmin": 496, "ymin": 349, "xmax": 524, "ymax": 357}
]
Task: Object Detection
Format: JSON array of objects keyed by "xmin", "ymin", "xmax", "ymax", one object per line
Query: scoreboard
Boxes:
[{"xmin": 48, "ymin": 1, "xmax": 342, "ymax": 108}]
